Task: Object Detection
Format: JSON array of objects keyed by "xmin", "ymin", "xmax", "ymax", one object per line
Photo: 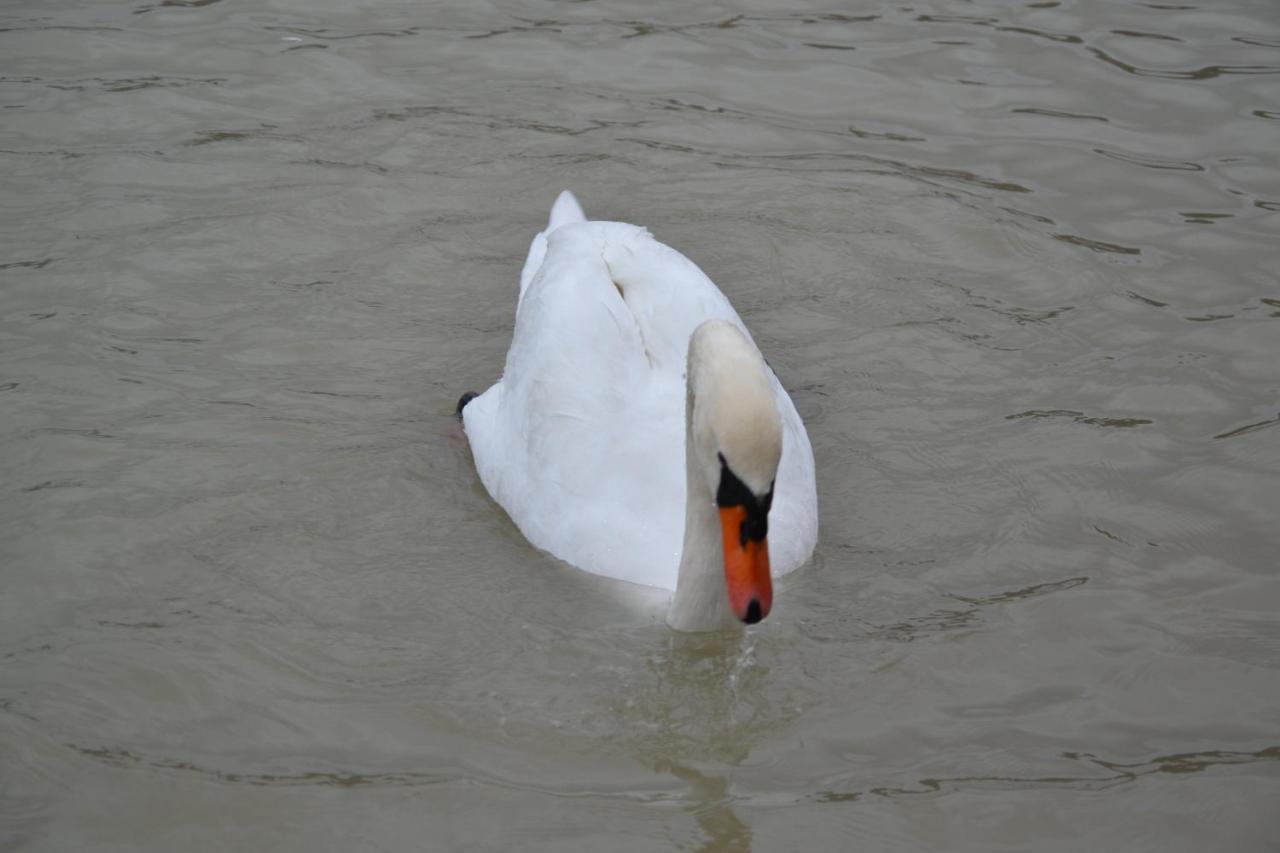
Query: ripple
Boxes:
[
  {"xmin": 1052, "ymin": 234, "xmax": 1142, "ymax": 255},
  {"xmin": 0, "ymin": 258, "xmax": 53, "ymax": 270},
  {"xmin": 8, "ymin": 74, "xmax": 225, "ymax": 93},
  {"xmin": 69, "ymin": 745, "xmax": 459, "ymax": 788},
  {"xmin": 1094, "ymin": 147, "xmax": 1203, "ymax": 172},
  {"xmin": 294, "ymin": 28, "xmax": 418, "ymax": 41},
  {"xmin": 1109, "ymin": 29, "xmax": 1183, "ymax": 42},
  {"xmin": 848, "ymin": 124, "xmax": 926, "ymax": 142},
  {"xmin": 815, "ymin": 747, "xmax": 1280, "ymax": 801},
  {"xmin": 917, "ymin": 12, "xmax": 1082, "ymax": 43},
  {"xmin": 1233, "ymin": 36, "xmax": 1280, "ymax": 48},
  {"xmin": 0, "ymin": 23, "xmax": 124, "ymax": 33},
  {"xmin": 945, "ymin": 575, "xmax": 1088, "ymax": 606},
  {"xmin": 613, "ymin": 139, "xmax": 1034, "ymax": 194},
  {"xmin": 183, "ymin": 129, "xmax": 288, "ymax": 147},
  {"xmin": 1006, "ymin": 409, "xmax": 1153, "ymax": 428},
  {"xmin": 803, "ymin": 573, "xmax": 1089, "ymax": 645},
  {"xmin": 1213, "ymin": 413, "xmax": 1280, "ymax": 440},
  {"xmin": 19, "ymin": 480, "xmax": 84, "ymax": 492},
  {"xmin": 1087, "ymin": 46, "xmax": 1280, "ymax": 79},
  {"xmin": 1180, "ymin": 211, "xmax": 1234, "ymax": 224},
  {"xmin": 1126, "ymin": 290, "xmax": 1168, "ymax": 308},
  {"xmin": 1010, "ymin": 107, "xmax": 1109, "ymax": 122}
]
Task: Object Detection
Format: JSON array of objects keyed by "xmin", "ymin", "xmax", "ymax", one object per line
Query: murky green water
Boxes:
[{"xmin": 2, "ymin": 0, "xmax": 1278, "ymax": 849}]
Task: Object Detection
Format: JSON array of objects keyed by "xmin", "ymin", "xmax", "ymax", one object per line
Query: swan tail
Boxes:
[
  {"xmin": 547, "ymin": 190, "xmax": 586, "ymax": 231},
  {"xmin": 520, "ymin": 191, "xmax": 587, "ymax": 299}
]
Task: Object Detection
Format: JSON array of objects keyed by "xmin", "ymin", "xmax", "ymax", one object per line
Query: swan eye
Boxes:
[{"xmin": 716, "ymin": 453, "xmax": 771, "ymax": 544}]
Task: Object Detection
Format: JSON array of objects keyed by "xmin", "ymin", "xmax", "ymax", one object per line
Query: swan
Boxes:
[{"xmin": 460, "ymin": 191, "xmax": 818, "ymax": 631}]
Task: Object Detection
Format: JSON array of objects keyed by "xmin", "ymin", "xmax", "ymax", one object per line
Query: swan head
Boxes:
[{"xmin": 687, "ymin": 320, "xmax": 782, "ymax": 625}]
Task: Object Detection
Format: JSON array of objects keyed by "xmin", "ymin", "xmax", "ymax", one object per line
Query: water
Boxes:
[{"xmin": 2, "ymin": 0, "xmax": 1279, "ymax": 849}]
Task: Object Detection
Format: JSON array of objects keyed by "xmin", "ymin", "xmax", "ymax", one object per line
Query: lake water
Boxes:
[{"xmin": 2, "ymin": 0, "xmax": 1278, "ymax": 850}]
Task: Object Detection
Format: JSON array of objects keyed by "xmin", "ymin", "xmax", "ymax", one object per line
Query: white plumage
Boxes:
[{"xmin": 463, "ymin": 191, "xmax": 817, "ymax": 613}]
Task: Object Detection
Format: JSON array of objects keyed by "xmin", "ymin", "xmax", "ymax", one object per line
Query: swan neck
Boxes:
[{"xmin": 668, "ymin": 385, "xmax": 739, "ymax": 631}]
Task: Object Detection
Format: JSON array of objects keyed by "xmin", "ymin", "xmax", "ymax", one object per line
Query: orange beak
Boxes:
[{"xmin": 719, "ymin": 506, "xmax": 773, "ymax": 624}]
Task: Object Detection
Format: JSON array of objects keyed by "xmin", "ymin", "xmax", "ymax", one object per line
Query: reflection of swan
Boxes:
[
  {"xmin": 663, "ymin": 760, "xmax": 753, "ymax": 851},
  {"xmin": 461, "ymin": 191, "xmax": 817, "ymax": 630},
  {"xmin": 625, "ymin": 631, "xmax": 788, "ymax": 851}
]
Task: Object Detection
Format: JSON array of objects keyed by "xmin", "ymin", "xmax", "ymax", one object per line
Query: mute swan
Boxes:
[{"xmin": 460, "ymin": 191, "xmax": 817, "ymax": 631}]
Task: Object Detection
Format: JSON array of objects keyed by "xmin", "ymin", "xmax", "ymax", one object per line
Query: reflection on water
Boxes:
[
  {"xmin": 3, "ymin": 0, "xmax": 1280, "ymax": 849},
  {"xmin": 664, "ymin": 762, "xmax": 752, "ymax": 853},
  {"xmin": 626, "ymin": 633, "xmax": 768, "ymax": 853}
]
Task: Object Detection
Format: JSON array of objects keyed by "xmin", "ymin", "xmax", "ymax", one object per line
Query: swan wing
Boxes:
[{"xmin": 468, "ymin": 218, "xmax": 691, "ymax": 587}]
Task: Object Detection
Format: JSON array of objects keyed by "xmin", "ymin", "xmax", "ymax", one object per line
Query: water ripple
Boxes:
[
  {"xmin": 815, "ymin": 747, "xmax": 1280, "ymax": 801},
  {"xmin": 1087, "ymin": 46, "xmax": 1280, "ymax": 79},
  {"xmin": 1094, "ymin": 147, "xmax": 1204, "ymax": 172},
  {"xmin": 1005, "ymin": 409, "xmax": 1153, "ymax": 428}
]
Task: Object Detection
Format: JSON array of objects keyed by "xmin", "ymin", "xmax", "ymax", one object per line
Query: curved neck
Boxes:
[{"xmin": 668, "ymin": 392, "xmax": 739, "ymax": 632}]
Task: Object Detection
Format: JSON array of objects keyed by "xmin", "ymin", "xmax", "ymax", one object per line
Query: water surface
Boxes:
[{"xmin": 2, "ymin": 0, "xmax": 1279, "ymax": 850}]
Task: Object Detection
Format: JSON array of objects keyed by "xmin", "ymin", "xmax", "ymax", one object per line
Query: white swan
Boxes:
[{"xmin": 461, "ymin": 191, "xmax": 818, "ymax": 631}]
